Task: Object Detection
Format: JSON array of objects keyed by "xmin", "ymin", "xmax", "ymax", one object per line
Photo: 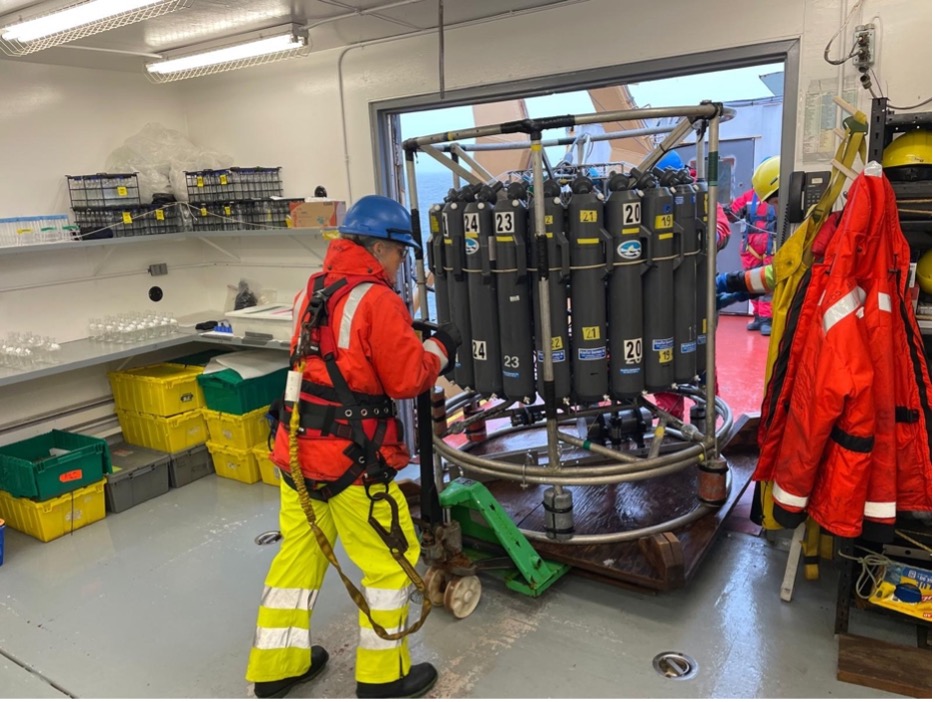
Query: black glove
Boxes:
[{"xmin": 432, "ymin": 322, "xmax": 462, "ymax": 375}]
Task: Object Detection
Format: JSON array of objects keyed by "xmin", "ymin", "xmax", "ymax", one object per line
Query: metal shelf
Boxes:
[
  {"xmin": 0, "ymin": 228, "xmax": 332, "ymax": 257},
  {"xmin": 0, "ymin": 332, "xmax": 291, "ymax": 389},
  {"xmin": 0, "ymin": 334, "xmax": 195, "ymax": 388}
]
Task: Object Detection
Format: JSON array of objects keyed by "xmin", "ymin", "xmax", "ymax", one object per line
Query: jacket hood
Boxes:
[{"xmin": 322, "ymin": 238, "xmax": 393, "ymax": 284}]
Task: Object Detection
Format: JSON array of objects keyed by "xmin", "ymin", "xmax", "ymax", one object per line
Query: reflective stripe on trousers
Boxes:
[{"xmin": 246, "ymin": 478, "xmax": 420, "ymax": 685}]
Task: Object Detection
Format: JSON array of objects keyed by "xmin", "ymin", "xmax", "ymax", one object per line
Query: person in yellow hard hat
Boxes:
[{"xmin": 725, "ymin": 156, "xmax": 780, "ymax": 335}]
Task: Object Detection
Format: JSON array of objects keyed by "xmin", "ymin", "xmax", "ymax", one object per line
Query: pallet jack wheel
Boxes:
[
  {"xmin": 443, "ymin": 575, "xmax": 482, "ymax": 619},
  {"xmin": 423, "ymin": 567, "xmax": 447, "ymax": 607}
]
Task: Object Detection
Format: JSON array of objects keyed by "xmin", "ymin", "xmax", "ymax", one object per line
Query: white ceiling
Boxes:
[{"xmin": 0, "ymin": 0, "xmax": 577, "ymax": 72}]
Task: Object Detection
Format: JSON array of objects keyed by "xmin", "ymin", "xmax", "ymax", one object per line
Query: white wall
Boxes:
[{"xmin": 0, "ymin": 62, "xmax": 188, "ymax": 217}]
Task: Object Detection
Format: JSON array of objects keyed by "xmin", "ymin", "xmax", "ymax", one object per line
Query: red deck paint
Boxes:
[{"xmin": 714, "ymin": 313, "xmax": 771, "ymax": 417}]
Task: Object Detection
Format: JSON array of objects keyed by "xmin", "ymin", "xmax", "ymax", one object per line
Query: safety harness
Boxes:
[{"xmin": 284, "ymin": 272, "xmax": 431, "ymax": 640}]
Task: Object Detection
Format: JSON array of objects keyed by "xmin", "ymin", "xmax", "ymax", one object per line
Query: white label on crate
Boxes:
[{"xmin": 285, "ymin": 370, "xmax": 302, "ymax": 403}]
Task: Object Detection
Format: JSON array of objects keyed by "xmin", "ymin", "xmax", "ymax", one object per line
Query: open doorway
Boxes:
[{"xmin": 386, "ymin": 61, "xmax": 784, "ymax": 327}]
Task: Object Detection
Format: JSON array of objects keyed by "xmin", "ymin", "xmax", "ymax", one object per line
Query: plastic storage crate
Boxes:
[
  {"xmin": 108, "ymin": 363, "xmax": 205, "ymax": 417},
  {"xmin": 0, "ymin": 480, "xmax": 106, "ymax": 542},
  {"xmin": 241, "ymin": 199, "xmax": 305, "ymax": 228},
  {"xmin": 206, "ymin": 441, "xmax": 260, "ymax": 484},
  {"xmin": 72, "ymin": 205, "xmax": 181, "ymax": 239},
  {"xmin": 185, "ymin": 167, "xmax": 283, "ymax": 203},
  {"xmin": 252, "ymin": 443, "xmax": 280, "ymax": 487},
  {"xmin": 117, "ymin": 408, "xmax": 207, "ymax": 453},
  {"xmin": 168, "ymin": 444, "xmax": 213, "ymax": 488},
  {"xmin": 203, "ymin": 406, "xmax": 271, "ymax": 450},
  {"xmin": 0, "ymin": 215, "xmax": 78, "ymax": 248},
  {"xmin": 105, "ymin": 442, "xmax": 170, "ymax": 513},
  {"xmin": 191, "ymin": 202, "xmax": 245, "ymax": 232},
  {"xmin": 66, "ymin": 173, "xmax": 141, "ymax": 208},
  {"xmin": 198, "ymin": 368, "xmax": 288, "ymax": 415},
  {"xmin": 0, "ymin": 430, "xmax": 111, "ymax": 501}
]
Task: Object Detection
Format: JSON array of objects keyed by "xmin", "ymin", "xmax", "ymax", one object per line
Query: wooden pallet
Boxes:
[
  {"xmin": 837, "ymin": 634, "xmax": 932, "ymax": 698},
  {"xmin": 432, "ymin": 412, "xmax": 760, "ymax": 592}
]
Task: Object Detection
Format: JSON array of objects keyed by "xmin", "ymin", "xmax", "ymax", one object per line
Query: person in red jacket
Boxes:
[
  {"xmin": 246, "ymin": 196, "xmax": 460, "ymax": 699},
  {"xmin": 726, "ymin": 156, "xmax": 780, "ymax": 335}
]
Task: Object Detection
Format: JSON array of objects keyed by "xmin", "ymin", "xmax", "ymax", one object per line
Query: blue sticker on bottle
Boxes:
[
  {"xmin": 504, "ymin": 371, "xmax": 521, "ymax": 379},
  {"xmin": 617, "ymin": 240, "xmax": 642, "ymax": 260},
  {"xmin": 464, "ymin": 238, "xmax": 479, "ymax": 255},
  {"xmin": 663, "ymin": 203, "xmax": 673, "ymax": 214},
  {"xmin": 697, "ymin": 334, "xmax": 707, "ymax": 345},
  {"xmin": 537, "ymin": 351, "xmax": 567, "ymax": 363},
  {"xmin": 578, "ymin": 347, "xmax": 607, "ymax": 361},
  {"xmin": 675, "ymin": 196, "xmax": 685, "ymax": 205},
  {"xmin": 652, "ymin": 337, "xmax": 674, "ymax": 351},
  {"xmin": 680, "ymin": 342, "xmax": 697, "ymax": 353},
  {"xmin": 619, "ymin": 367, "xmax": 640, "ymax": 375}
]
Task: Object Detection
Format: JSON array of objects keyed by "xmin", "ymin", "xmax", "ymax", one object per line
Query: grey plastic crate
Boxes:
[
  {"xmin": 168, "ymin": 444, "xmax": 213, "ymax": 488},
  {"xmin": 105, "ymin": 442, "xmax": 170, "ymax": 513}
]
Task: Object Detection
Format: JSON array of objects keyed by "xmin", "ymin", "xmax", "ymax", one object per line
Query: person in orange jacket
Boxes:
[
  {"xmin": 725, "ymin": 156, "xmax": 780, "ymax": 335},
  {"xmin": 246, "ymin": 196, "xmax": 460, "ymax": 699}
]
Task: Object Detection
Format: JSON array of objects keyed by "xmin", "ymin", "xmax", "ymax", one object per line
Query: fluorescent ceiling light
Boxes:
[
  {"xmin": 146, "ymin": 30, "xmax": 309, "ymax": 83},
  {"xmin": 0, "ymin": 0, "xmax": 189, "ymax": 56}
]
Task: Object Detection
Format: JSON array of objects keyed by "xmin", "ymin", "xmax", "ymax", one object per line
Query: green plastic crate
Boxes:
[
  {"xmin": 0, "ymin": 430, "xmax": 112, "ymax": 501},
  {"xmin": 197, "ymin": 368, "xmax": 288, "ymax": 415}
]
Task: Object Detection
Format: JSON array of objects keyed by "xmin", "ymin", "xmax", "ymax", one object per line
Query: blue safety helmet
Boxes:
[
  {"xmin": 657, "ymin": 151, "xmax": 683, "ymax": 170},
  {"xmin": 338, "ymin": 195, "xmax": 420, "ymax": 250}
]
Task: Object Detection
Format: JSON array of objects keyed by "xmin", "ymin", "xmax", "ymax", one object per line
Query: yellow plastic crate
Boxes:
[
  {"xmin": 252, "ymin": 443, "xmax": 280, "ymax": 487},
  {"xmin": 0, "ymin": 480, "xmax": 105, "ymax": 542},
  {"xmin": 117, "ymin": 408, "xmax": 207, "ymax": 453},
  {"xmin": 108, "ymin": 363, "xmax": 205, "ymax": 417},
  {"xmin": 203, "ymin": 406, "xmax": 270, "ymax": 450},
  {"xmin": 206, "ymin": 441, "xmax": 260, "ymax": 484}
]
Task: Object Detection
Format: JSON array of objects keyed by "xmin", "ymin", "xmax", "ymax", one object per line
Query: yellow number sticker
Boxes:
[
  {"xmin": 224, "ymin": 206, "xmax": 232, "ymax": 216},
  {"xmin": 582, "ymin": 326, "xmax": 601, "ymax": 340},
  {"xmin": 659, "ymin": 348, "xmax": 673, "ymax": 363},
  {"xmin": 219, "ymin": 174, "xmax": 228, "ymax": 186},
  {"xmin": 551, "ymin": 336, "xmax": 564, "ymax": 350},
  {"xmin": 155, "ymin": 209, "xmax": 165, "ymax": 221},
  {"xmin": 196, "ymin": 176, "xmax": 204, "ymax": 187},
  {"xmin": 121, "ymin": 212, "xmax": 132, "ymax": 224},
  {"xmin": 117, "ymin": 186, "xmax": 128, "ymax": 197},
  {"xmin": 430, "ymin": 217, "xmax": 439, "ymax": 233},
  {"xmin": 544, "ymin": 215, "xmax": 553, "ymax": 225},
  {"xmin": 655, "ymin": 214, "xmax": 674, "ymax": 229},
  {"xmin": 200, "ymin": 207, "xmax": 208, "ymax": 217},
  {"xmin": 579, "ymin": 210, "xmax": 598, "ymax": 223}
]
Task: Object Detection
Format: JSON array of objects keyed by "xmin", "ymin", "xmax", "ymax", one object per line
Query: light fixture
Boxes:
[
  {"xmin": 0, "ymin": 0, "xmax": 190, "ymax": 56},
  {"xmin": 145, "ymin": 26, "xmax": 310, "ymax": 83}
]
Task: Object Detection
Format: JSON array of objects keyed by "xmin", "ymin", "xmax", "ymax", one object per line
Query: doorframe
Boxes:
[{"xmin": 371, "ymin": 38, "xmax": 799, "ymax": 237}]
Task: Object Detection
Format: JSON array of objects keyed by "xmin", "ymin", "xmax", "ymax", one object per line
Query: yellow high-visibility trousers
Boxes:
[{"xmin": 245, "ymin": 478, "xmax": 420, "ymax": 685}]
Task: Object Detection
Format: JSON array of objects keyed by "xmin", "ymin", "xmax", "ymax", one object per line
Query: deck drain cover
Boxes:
[
  {"xmin": 652, "ymin": 652, "xmax": 698, "ymax": 680},
  {"xmin": 255, "ymin": 531, "xmax": 282, "ymax": 546}
]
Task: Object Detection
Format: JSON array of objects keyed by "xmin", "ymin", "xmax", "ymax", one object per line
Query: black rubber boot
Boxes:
[
  {"xmin": 254, "ymin": 646, "xmax": 330, "ymax": 699},
  {"xmin": 746, "ymin": 314, "xmax": 762, "ymax": 331},
  {"xmin": 356, "ymin": 662, "xmax": 439, "ymax": 699}
]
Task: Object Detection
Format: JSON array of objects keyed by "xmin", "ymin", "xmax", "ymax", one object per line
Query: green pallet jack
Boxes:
[{"xmin": 413, "ymin": 378, "xmax": 568, "ymax": 618}]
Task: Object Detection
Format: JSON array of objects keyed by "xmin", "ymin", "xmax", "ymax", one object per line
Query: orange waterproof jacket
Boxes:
[
  {"xmin": 271, "ymin": 239, "xmax": 445, "ymax": 482},
  {"xmin": 753, "ymin": 172, "xmax": 932, "ymax": 539}
]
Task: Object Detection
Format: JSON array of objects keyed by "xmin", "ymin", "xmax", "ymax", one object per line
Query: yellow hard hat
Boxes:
[
  {"xmin": 883, "ymin": 130, "xmax": 932, "ymax": 169},
  {"xmin": 752, "ymin": 156, "xmax": 781, "ymax": 202},
  {"xmin": 917, "ymin": 249, "xmax": 932, "ymax": 295}
]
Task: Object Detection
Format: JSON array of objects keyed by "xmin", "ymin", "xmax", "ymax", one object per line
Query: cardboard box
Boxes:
[{"xmin": 289, "ymin": 200, "xmax": 346, "ymax": 228}]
